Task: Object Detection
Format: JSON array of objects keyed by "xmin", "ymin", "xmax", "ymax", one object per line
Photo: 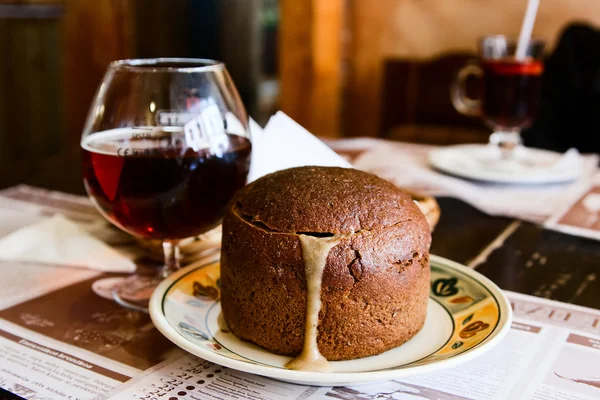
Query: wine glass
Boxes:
[
  {"xmin": 451, "ymin": 35, "xmax": 545, "ymax": 159},
  {"xmin": 81, "ymin": 58, "xmax": 252, "ymax": 311}
]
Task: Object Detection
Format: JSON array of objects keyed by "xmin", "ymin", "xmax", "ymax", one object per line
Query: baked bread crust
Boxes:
[{"xmin": 220, "ymin": 166, "xmax": 431, "ymax": 360}]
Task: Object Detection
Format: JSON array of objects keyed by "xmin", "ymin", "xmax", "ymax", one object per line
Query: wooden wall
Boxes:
[
  {"xmin": 279, "ymin": 0, "xmax": 344, "ymax": 138},
  {"xmin": 0, "ymin": 1, "xmax": 65, "ymax": 188},
  {"xmin": 63, "ymin": 0, "xmax": 134, "ymax": 143},
  {"xmin": 0, "ymin": 0, "xmax": 263, "ymax": 191},
  {"xmin": 0, "ymin": 5, "xmax": 62, "ymax": 165},
  {"xmin": 280, "ymin": 0, "xmax": 600, "ymax": 138},
  {"xmin": 0, "ymin": 0, "xmax": 134, "ymax": 190}
]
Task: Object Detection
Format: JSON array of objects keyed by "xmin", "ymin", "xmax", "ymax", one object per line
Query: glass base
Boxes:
[{"xmin": 111, "ymin": 275, "xmax": 162, "ymax": 313}]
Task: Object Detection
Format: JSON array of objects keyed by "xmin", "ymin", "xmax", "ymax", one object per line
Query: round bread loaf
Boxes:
[{"xmin": 220, "ymin": 166, "xmax": 431, "ymax": 361}]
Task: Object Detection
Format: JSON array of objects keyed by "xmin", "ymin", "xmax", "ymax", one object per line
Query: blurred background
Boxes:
[{"xmin": 1, "ymin": 0, "xmax": 599, "ymax": 192}]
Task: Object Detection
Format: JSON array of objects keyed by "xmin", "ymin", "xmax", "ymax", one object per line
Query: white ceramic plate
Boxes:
[
  {"xmin": 149, "ymin": 255, "xmax": 512, "ymax": 386},
  {"xmin": 429, "ymin": 144, "xmax": 582, "ymax": 184}
]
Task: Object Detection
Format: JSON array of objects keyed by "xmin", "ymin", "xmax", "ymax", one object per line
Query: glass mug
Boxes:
[
  {"xmin": 81, "ymin": 58, "xmax": 252, "ymax": 310},
  {"xmin": 451, "ymin": 35, "xmax": 545, "ymax": 154}
]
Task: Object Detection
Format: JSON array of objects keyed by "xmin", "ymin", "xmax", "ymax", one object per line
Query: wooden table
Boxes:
[
  {"xmin": 433, "ymin": 197, "xmax": 600, "ymax": 309},
  {"xmin": 1, "ymin": 144, "xmax": 599, "ymax": 400},
  {"xmin": 7, "ymin": 156, "xmax": 599, "ymax": 311}
]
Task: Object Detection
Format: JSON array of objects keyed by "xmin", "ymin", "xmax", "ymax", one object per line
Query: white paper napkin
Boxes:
[
  {"xmin": 0, "ymin": 208, "xmax": 47, "ymax": 238},
  {"xmin": 342, "ymin": 140, "xmax": 599, "ymax": 223},
  {"xmin": 248, "ymin": 111, "xmax": 351, "ymax": 181},
  {"xmin": 0, "ymin": 214, "xmax": 136, "ymax": 272}
]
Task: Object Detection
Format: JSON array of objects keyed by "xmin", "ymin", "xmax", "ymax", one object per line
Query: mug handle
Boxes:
[{"xmin": 451, "ymin": 63, "xmax": 483, "ymax": 117}]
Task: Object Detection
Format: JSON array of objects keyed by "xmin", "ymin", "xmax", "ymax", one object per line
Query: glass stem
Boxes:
[
  {"xmin": 161, "ymin": 240, "xmax": 181, "ymax": 278},
  {"xmin": 489, "ymin": 129, "xmax": 522, "ymax": 159}
]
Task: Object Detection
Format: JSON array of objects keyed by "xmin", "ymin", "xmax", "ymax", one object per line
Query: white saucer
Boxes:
[
  {"xmin": 149, "ymin": 255, "xmax": 512, "ymax": 386},
  {"xmin": 429, "ymin": 144, "xmax": 583, "ymax": 184}
]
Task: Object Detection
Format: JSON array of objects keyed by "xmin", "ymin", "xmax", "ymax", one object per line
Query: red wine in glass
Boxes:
[
  {"xmin": 481, "ymin": 58, "xmax": 543, "ymax": 131},
  {"xmin": 81, "ymin": 58, "xmax": 251, "ymax": 311},
  {"xmin": 82, "ymin": 128, "xmax": 252, "ymax": 240}
]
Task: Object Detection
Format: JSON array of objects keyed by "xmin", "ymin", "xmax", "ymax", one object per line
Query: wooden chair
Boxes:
[{"xmin": 379, "ymin": 53, "xmax": 489, "ymax": 145}]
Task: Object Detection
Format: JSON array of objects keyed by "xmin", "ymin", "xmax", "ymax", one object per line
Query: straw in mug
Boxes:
[{"xmin": 515, "ymin": 0, "xmax": 541, "ymax": 60}]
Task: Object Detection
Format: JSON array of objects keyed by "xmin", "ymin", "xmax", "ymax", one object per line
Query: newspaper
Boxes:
[
  {"xmin": 0, "ymin": 186, "xmax": 186, "ymax": 399},
  {"xmin": 1, "ymin": 187, "xmax": 600, "ymax": 400},
  {"xmin": 545, "ymin": 174, "xmax": 600, "ymax": 241},
  {"xmin": 106, "ymin": 292, "xmax": 600, "ymax": 400}
]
